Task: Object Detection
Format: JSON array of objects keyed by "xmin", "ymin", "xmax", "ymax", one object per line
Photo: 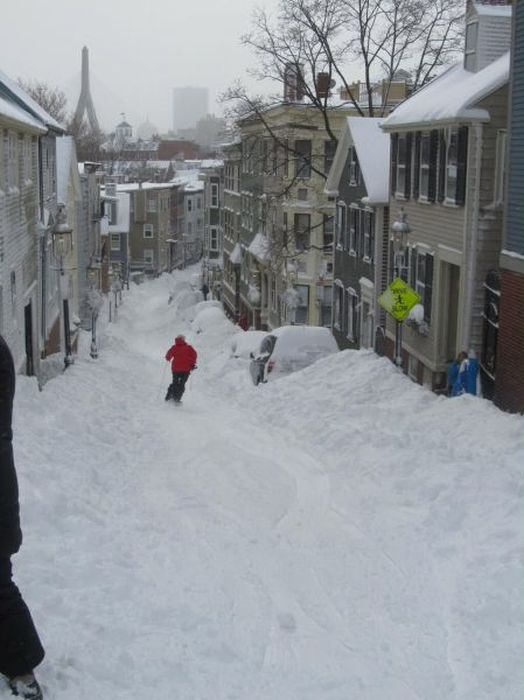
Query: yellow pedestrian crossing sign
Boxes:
[{"xmin": 378, "ymin": 277, "xmax": 421, "ymax": 322}]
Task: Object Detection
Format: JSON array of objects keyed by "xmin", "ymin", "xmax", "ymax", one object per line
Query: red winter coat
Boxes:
[{"xmin": 165, "ymin": 337, "xmax": 197, "ymax": 373}]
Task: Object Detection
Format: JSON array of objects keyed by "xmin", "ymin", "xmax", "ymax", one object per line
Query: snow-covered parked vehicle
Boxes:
[
  {"xmin": 230, "ymin": 330, "xmax": 267, "ymax": 359},
  {"xmin": 249, "ymin": 325, "xmax": 339, "ymax": 385}
]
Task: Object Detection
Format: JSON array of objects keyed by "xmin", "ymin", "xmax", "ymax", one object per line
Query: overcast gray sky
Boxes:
[{"xmin": 1, "ymin": 0, "xmax": 280, "ymax": 133}]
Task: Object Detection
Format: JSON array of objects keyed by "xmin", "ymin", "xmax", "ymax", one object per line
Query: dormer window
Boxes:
[{"xmin": 465, "ymin": 21, "xmax": 479, "ymax": 71}]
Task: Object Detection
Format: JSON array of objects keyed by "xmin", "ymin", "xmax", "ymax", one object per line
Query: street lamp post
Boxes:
[
  {"xmin": 391, "ymin": 208, "xmax": 410, "ymax": 368},
  {"xmin": 52, "ymin": 203, "xmax": 74, "ymax": 369}
]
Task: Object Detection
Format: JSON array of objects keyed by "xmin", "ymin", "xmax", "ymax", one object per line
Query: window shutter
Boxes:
[
  {"xmin": 428, "ymin": 130, "xmax": 439, "ymax": 202},
  {"xmin": 404, "ymin": 133, "xmax": 413, "ymax": 199},
  {"xmin": 424, "ymin": 253, "xmax": 434, "ymax": 323},
  {"xmin": 438, "ymin": 130, "xmax": 446, "ymax": 202},
  {"xmin": 391, "ymin": 134, "xmax": 398, "ymax": 195},
  {"xmin": 456, "ymin": 126, "xmax": 468, "ymax": 206},
  {"xmin": 413, "ymin": 132, "xmax": 421, "ymax": 200},
  {"xmin": 410, "ymin": 246, "xmax": 417, "ymax": 288}
]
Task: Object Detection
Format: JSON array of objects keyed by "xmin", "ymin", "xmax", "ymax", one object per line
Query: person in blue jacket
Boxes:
[{"xmin": 450, "ymin": 351, "xmax": 479, "ymax": 397}]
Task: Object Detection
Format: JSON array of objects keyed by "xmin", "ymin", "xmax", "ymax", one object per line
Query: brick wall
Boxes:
[{"xmin": 494, "ymin": 269, "xmax": 524, "ymax": 413}]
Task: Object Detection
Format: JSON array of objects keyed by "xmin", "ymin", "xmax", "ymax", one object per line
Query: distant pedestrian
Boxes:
[
  {"xmin": 164, "ymin": 335, "xmax": 197, "ymax": 404},
  {"xmin": 0, "ymin": 335, "xmax": 45, "ymax": 699},
  {"xmin": 201, "ymin": 283, "xmax": 209, "ymax": 301}
]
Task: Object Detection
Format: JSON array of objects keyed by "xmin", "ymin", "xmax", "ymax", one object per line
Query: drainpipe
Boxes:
[{"xmin": 461, "ymin": 122, "xmax": 483, "ymax": 352}]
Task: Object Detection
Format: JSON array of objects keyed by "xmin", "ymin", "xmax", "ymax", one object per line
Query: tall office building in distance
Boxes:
[{"xmin": 172, "ymin": 86, "xmax": 209, "ymax": 133}]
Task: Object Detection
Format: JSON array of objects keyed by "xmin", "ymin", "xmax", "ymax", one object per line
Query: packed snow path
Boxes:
[{"xmin": 5, "ymin": 271, "xmax": 523, "ymax": 700}]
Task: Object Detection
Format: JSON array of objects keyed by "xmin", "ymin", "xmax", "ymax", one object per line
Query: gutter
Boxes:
[{"xmin": 461, "ymin": 122, "xmax": 483, "ymax": 351}]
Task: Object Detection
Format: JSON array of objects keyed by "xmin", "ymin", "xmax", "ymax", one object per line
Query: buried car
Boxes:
[{"xmin": 249, "ymin": 325, "xmax": 338, "ymax": 385}]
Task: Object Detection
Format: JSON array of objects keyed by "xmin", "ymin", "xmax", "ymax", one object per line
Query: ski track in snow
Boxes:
[{"xmin": 3, "ymin": 269, "xmax": 523, "ymax": 700}]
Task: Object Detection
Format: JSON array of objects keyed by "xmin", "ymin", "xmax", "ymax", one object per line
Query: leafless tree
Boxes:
[
  {"xmin": 238, "ymin": 0, "xmax": 464, "ymax": 118},
  {"xmin": 17, "ymin": 79, "xmax": 69, "ymax": 124}
]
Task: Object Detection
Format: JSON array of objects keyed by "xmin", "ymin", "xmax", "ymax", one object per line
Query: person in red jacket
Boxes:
[{"xmin": 164, "ymin": 335, "xmax": 197, "ymax": 403}]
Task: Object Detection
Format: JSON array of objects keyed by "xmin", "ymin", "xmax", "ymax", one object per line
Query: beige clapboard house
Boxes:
[{"xmin": 381, "ymin": 0, "xmax": 512, "ymax": 394}]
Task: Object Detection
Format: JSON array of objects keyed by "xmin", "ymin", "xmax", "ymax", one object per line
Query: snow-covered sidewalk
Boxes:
[{"xmin": 4, "ymin": 270, "xmax": 523, "ymax": 700}]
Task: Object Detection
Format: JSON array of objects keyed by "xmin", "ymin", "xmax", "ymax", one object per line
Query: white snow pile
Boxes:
[{"xmin": 4, "ymin": 268, "xmax": 523, "ymax": 700}]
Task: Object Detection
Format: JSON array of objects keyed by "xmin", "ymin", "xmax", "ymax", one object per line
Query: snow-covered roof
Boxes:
[
  {"xmin": 0, "ymin": 69, "xmax": 64, "ymax": 132},
  {"xmin": 325, "ymin": 117, "xmax": 390, "ymax": 204},
  {"xmin": 116, "ymin": 182, "xmax": 178, "ymax": 192},
  {"xmin": 248, "ymin": 233, "xmax": 269, "ymax": 261},
  {"xmin": 0, "ymin": 93, "xmax": 46, "ymax": 132},
  {"xmin": 382, "ymin": 52, "xmax": 510, "ymax": 129},
  {"xmin": 229, "ymin": 242, "xmax": 242, "ymax": 265}
]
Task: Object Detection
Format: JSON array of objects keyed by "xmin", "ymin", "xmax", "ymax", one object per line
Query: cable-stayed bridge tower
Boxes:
[{"xmin": 72, "ymin": 46, "xmax": 100, "ymax": 134}]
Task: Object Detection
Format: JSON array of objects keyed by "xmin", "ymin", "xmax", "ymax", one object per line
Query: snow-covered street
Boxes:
[{"xmin": 4, "ymin": 269, "xmax": 523, "ymax": 700}]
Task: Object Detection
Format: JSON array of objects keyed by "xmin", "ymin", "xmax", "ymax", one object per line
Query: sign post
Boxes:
[{"xmin": 378, "ymin": 277, "xmax": 421, "ymax": 368}]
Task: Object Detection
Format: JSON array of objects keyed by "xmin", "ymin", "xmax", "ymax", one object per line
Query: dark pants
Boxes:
[
  {"xmin": 0, "ymin": 557, "xmax": 44, "ymax": 678},
  {"xmin": 166, "ymin": 371, "xmax": 190, "ymax": 402}
]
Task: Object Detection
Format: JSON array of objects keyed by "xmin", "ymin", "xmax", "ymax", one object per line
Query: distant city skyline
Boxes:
[
  {"xmin": 172, "ymin": 86, "xmax": 209, "ymax": 133},
  {"xmin": 0, "ymin": 0, "xmax": 282, "ymax": 133}
]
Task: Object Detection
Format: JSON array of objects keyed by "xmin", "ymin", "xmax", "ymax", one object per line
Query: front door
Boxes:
[{"xmin": 441, "ymin": 262, "xmax": 460, "ymax": 362}]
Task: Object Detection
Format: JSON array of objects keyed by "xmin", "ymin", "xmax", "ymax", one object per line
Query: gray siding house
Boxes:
[
  {"xmin": 325, "ymin": 118, "xmax": 390, "ymax": 351},
  {"xmin": 381, "ymin": 0, "xmax": 512, "ymax": 393}
]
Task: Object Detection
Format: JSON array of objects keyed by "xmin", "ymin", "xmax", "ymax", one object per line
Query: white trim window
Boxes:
[
  {"xmin": 210, "ymin": 226, "xmax": 219, "ymax": 251},
  {"xmin": 333, "ymin": 280, "xmax": 344, "ymax": 330},
  {"xmin": 464, "ymin": 21, "xmax": 479, "ymax": 72},
  {"xmin": 419, "ymin": 132, "xmax": 431, "ymax": 199},
  {"xmin": 494, "ymin": 129, "xmax": 507, "ymax": 206},
  {"xmin": 294, "ymin": 213, "xmax": 311, "ymax": 251},
  {"xmin": 346, "ymin": 288, "xmax": 358, "ymax": 342},
  {"xmin": 349, "ymin": 206, "xmax": 359, "ymax": 254},
  {"xmin": 362, "ymin": 210, "xmax": 374, "ymax": 262},
  {"xmin": 210, "ymin": 184, "xmax": 219, "ymax": 208},
  {"xmin": 147, "ymin": 197, "xmax": 156, "ymax": 213},
  {"xmin": 143, "ymin": 224, "xmax": 154, "ymax": 238},
  {"xmin": 295, "ymin": 284, "xmax": 309, "ymax": 324},
  {"xmin": 396, "ymin": 134, "xmax": 408, "ymax": 197},
  {"xmin": 445, "ymin": 128, "xmax": 458, "ymax": 202},
  {"xmin": 336, "ymin": 203, "xmax": 346, "ymax": 249},
  {"xmin": 110, "ymin": 233, "xmax": 121, "ymax": 251},
  {"xmin": 349, "ymin": 147, "xmax": 360, "ymax": 186},
  {"xmin": 144, "ymin": 249, "xmax": 154, "ymax": 266}
]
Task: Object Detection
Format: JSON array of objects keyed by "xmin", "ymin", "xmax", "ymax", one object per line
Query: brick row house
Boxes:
[
  {"xmin": 379, "ymin": 0, "xmax": 512, "ymax": 394},
  {"xmin": 221, "ymin": 140, "xmax": 243, "ymax": 321},
  {"xmin": 495, "ymin": 0, "xmax": 524, "ymax": 413}
]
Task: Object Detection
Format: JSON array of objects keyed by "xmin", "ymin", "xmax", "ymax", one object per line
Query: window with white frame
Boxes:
[
  {"xmin": 110, "ymin": 233, "xmax": 121, "ymax": 251},
  {"xmin": 321, "ymin": 285, "xmax": 332, "ymax": 326},
  {"xmin": 210, "ymin": 227, "xmax": 219, "ymax": 251},
  {"xmin": 294, "ymin": 139, "xmax": 312, "ymax": 179},
  {"xmin": 333, "ymin": 281, "xmax": 344, "ymax": 330},
  {"xmin": 419, "ymin": 133, "xmax": 431, "ymax": 198},
  {"xmin": 294, "ymin": 213, "xmax": 311, "ymax": 251},
  {"xmin": 323, "ymin": 214, "xmax": 334, "ymax": 248},
  {"xmin": 144, "ymin": 249, "xmax": 154, "ymax": 265},
  {"xmin": 349, "ymin": 207, "xmax": 359, "ymax": 254},
  {"xmin": 349, "ymin": 147, "xmax": 361, "ymax": 186},
  {"xmin": 295, "ymin": 285, "xmax": 309, "ymax": 324},
  {"xmin": 346, "ymin": 288, "xmax": 358, "ymax": 342},
  {"xmin": 396, "ymin": 134, "xmax": 407, "ymax": 196},
  {"xmin": 210, "ymin": 184, "xmax": 218, "ymax": 207},
  {"xmin": 494, "ymin": 129, "xmax": 507, "ymax": 205},
  {"xmin": 412, "ymin": 248, "xmax": 434, "ymax": 323},
  {"xmin": 147, "ymin": 197, "xmax": 156, "ymax": 213},
  {"xmin": 363, "ymin": 210, "xmax": 374, "ymax": 261},
  {"xmin": 143, "ymin": 224, "xmax": 154, "ymax": 238},
  {"xmin": 336, "ymin": 204, "xmax": 346, "ymax": 249},
  {"xmin": 445, "ymin": 128, "xmax": 458, "ymax": 201}
]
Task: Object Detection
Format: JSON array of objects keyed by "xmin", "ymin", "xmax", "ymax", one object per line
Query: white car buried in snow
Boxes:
[{"xmin": 249, "ymin": 325, "xmax": 339, "ymax": 385}]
